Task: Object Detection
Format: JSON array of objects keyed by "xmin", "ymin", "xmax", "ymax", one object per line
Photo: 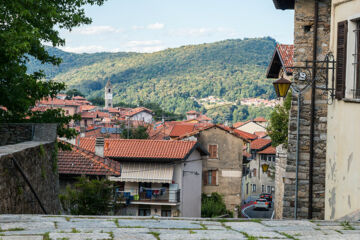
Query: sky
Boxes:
[{"xmin": 59, "ymin": 0, "xmax": 294, "ymax": 53}]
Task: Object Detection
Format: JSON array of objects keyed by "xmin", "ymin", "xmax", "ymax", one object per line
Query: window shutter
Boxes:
[
  {"xmin": 203, "ymin": 171, "xmax": 208, "ymax": 185},
  {"xmin": 212, "ymin": 170, "xmax": 217, "ymax": 185},
  {"xmin": 213, "ymin": 145, "xmax": 217, "ymax": 158},
  {"xmin": 336, "ymin": 20, "xmax": 348, "ymax": 99}
]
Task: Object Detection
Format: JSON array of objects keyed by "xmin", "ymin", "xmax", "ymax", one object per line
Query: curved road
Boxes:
[{"xmin": 243, "ymin": 204, "xmax": 274, "ymax": 219}]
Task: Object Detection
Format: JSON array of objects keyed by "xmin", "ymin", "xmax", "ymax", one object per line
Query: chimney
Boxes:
[
  {"xmin": 95, "ymin": 137, "xmax": 104, "ymax": 157},
  {"xmin": 80, "ymin": 126, "xmax": 85, "ymax": 137}
]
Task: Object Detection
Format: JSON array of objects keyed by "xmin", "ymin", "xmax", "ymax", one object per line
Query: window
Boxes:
[
  {"xmin": 251, "ymin": 151, "xmax": 256, "ymax": 159},
  {"xmin": 161, "ymin": 210, "xmax": 171, "ymax": 217},
  {"xmin": 208, "ymin": 145, "xmax": 218, "ymax": 158},
  {"xmin": 262, "ymin": 185, "xmax": 265, "ymax": 193},
  {"xmin": 267, "ymin": 186, "xmax": 271, "ymax": 194},
  {"xmin": 108, "ymin": 88, "xmax": 111, "ymax": 93},
  {"xmin": 203, "ymin": 170, "xmax": 217, "ymax": 186},
  {"xmin": 138, "ymin": 208, "xmax": 151, "ymax": 216},
  {"xmin": 108, "ymin": 103, "xmax": 111, "ymax": 107},
  {"xmin": 246, "ymin": 183, "xmax": 249, "ymax": 195},
  {"xmin": 252, "ymin": 184, "xmax": 256, "ymax": 193},
  {"xmin": 352, "ymin": 20, "xmax": 360, "ymax": 98},
  {"xmin": 253, "ymin": 169, "xmax": 256, "ymax": 177},
  {"xmin": 65, "ymin": 110, "xmax": 69, "ymax": 115},
  {"xmin": 336, "ymin": 20, "xmax": 348, "ymax": 99},
  {"xmin": 261, "ymin": 154, "xmax": 267, "ymax": 161}
]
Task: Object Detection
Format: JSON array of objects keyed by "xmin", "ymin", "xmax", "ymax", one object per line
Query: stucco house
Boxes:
[
  {"xmin": 177, "ymin": 124, "xmax": 249, "ymax": 216},
  {"xmin": 124, "ymin": 107, "xmax": 154, "ymax": 124},
  {"xmin": 233, "ymin": 120, "xmax": 267, "ymax": 134},
  {"xmin": 242, "ymin": 138, "xmax": 276, "ymax": 202},
  {"xmin": 325, "ymin": 0, "xmax": 360, "ymax": 220},
  {"xmin": 78, "ymin": 137, "xmax": 208, "ymax": 217}
]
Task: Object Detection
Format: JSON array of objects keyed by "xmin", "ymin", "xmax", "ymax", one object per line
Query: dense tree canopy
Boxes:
[
  {"xmin": 0, "ymin": 0, "xmax": 105, "ymax": 142},
  {"xmin": 28, "ymin": 38, "xmax": 277, "ymax": 122},
  {"xmin": 267, "ymin": 91, "xmax": 292, "ymax": 147}
]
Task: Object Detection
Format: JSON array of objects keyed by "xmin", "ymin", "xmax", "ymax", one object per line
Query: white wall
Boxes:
[
  {"xmin": 237, "ymin": 122, "xmax": 266, "ymax": 134},
  {"xmin": 325, "ymin": 0, "xmax": 360, "ymax": 220},
  {"xmin": 179, "ymin": 150, "xmax": 203, "ymax": 218},
  {"xmin": 130, "ymin": 111, "xmax": 153, "ymax": 123}
]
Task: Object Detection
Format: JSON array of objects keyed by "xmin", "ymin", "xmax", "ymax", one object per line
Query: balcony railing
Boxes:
[{"xmin": 115, "ymin": 188, "xmax": 181, "ymax": 203}]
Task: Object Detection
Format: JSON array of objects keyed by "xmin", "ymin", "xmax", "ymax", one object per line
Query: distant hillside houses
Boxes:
[{"xmin": 240, "ymin": 98, "xmax": 279, "ymax": 108}]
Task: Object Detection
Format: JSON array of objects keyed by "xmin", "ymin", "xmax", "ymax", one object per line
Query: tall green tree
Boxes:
[
  {"xmin": 0, "ymin": 0, "xmax": 105, "ymax": 145},
  {"xmin": 0, "ymin": 0, "xmax": 104, "ymax": 119},
  {"xmin": 267, "ymin": 91, "xmax": 292, "ymax": 147}
]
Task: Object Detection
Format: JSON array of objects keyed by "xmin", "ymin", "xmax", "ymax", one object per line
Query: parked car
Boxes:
[
  {"xmin": 253, "ymin": 198, "xmax": 270, "ymax": 210},
  {"xmin": 260, "ymin": 193, "xmax": 272, "ymax": 202}
]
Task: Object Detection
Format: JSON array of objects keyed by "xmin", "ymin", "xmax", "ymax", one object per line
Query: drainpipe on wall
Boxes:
[{"xmin": 309, "ymin": 0, "xmax": 319, "ymax": 220}]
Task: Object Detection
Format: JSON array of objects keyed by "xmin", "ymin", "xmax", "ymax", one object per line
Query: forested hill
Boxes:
[{"xmin": 28, "ymin": 37, "xmax": 277, "ymax": 120}]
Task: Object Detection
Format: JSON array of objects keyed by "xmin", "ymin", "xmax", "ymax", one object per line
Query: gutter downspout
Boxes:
[
  {"xmin": 295, "ymin": 92, "xmax": 301, "ymax": 219},
  {"xmin": 309, "ymin": 0, "xmax": 319, "ymax": 219}
]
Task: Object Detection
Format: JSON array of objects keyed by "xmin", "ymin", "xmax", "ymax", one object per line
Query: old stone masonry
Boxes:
[{"xmin": 0, "ymin": 215, "xmax": 360, "ymax": 240}]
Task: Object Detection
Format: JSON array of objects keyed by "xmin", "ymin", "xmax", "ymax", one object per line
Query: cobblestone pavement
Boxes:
[{"xmin": 0, "ymin": 215, "xmax": 360, "ymax": 240}]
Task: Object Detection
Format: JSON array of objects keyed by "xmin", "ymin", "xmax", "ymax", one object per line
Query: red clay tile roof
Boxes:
[
  {"xmin": 125, "ymin": 107, "xmax": 153, "ymax": 117},
  {"xmin": 58, "ymin": 144, "xmax": 121, "ymax": 176},
  {"xmin": 186, "ymin": 110, "xmax": 199, "ymax": 114},
  {"xmin": 258, "ymin": 146, "xmax": 276, "ymax": 154},
  {"xmin": 277, "ymin": 44, "xmax": 294, "ymax": 73},
  {"xmin": 38, "ymin": 98, "xmax": 81, "ymax": 106},
  {"xmin": 254, "ymin": 131, "xmax": 268, "ymax": 138},
  {"xmin": 176, "ymin": 124, "xmax": 251, "ymax": 142},
  {"xmin": 107, "ymin": 107, "xmax": 121, "ymax": 113},
  {"xmin": 250, "ymin": 138, "xmax": 272, "ymax": 150},
  {"xmin": 253, "ymin": 117, "xmax": 267, "ymax": 122},
  {"xmin": 80, "ymin": 105, "xmax": 96, "ymax": 112},
  {"xmin": 72, "ymin": 96, "xmax": 86, "ymax": 100},
  {"xmin": 81, "ymin": 111, "xmax": 110, "ymax": 119},
  {"xmin": 233, "ymin": 120, "xmax": 251, "ymax": 128},
  {"xmin": 169, "ymin": 124, "xmax": 195, "ymax": 137},
  {"xmin": 79, "ymin": 138, "xmax": 199, "ymax": 160}
]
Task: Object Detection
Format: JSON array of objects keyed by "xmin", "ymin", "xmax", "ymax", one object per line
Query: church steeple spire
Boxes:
[{"xmin": 105, "ymin": 80, "xmax": 113, "ymax": 108}]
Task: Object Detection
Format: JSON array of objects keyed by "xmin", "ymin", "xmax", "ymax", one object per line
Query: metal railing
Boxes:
[{"xmin": 116, "ymin": 188, "xmax": 181, "ymax": 203}]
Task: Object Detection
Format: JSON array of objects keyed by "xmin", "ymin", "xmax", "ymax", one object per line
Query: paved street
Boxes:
[
  {"xmin": 0, "ymin": 215, "xmax": 360, "ymax": 240},
  {"xmin": 243, "ymin": 204, "xmax": 274, "ymax": 219}
]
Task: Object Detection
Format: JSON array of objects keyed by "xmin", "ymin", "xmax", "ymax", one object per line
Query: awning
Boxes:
[{"xmin": 109, "ymin": 162, "xmax": 174, "ymax": 183}]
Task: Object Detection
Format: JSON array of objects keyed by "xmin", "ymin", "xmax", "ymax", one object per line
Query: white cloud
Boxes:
[
  {"xmin": 74, "ymin": 25, "xmax": 122, "ymax": 35},
  {"xmin": 59, "ymin": 45, "xmax": 120, "ymax": 53},
  {"xmin": 125, "ymin": 40, "xmax": 166, "ymax": 53},
  {"xmin": 147, "ymin": 22, "xmax": 165, "ymax": 30},
  {"xmin": 132, "ymin": 25, "xmax": 145, "ymax": 30}
]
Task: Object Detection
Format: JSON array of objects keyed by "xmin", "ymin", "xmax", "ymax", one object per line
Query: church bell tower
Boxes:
[{"xmin": 105, "ymin": 80, "xmax": 113, "ymax": 108}]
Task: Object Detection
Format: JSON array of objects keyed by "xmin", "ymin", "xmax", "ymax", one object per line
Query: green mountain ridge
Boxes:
[{"xmin": 28, "ymin": 37, "xmax": 277, "ymax": 123}]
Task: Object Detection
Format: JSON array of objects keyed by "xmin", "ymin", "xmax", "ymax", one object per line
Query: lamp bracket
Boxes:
[{"xmin": 287, "ymin": 52, "xmax": 336, "ymax": 105}]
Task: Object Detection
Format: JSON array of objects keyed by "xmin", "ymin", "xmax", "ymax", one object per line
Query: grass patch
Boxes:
[
  {"xmin": 43, "ymin": 232, "xmax": 50, "ymax": 240},
  {"xmin": 275, "ymin": 231, "xmax": 299, "ymax": 240},
  {"xmin": 149, "ymin": 231, "xmax": 160, "ymax": 240},
  {"xmin": 199, "ymin": 223, "xmax": 208, "ymax": 230},
  {"xmin": 240, "ymin": 231, "xmax": 258, "ymax": 240},
  {"xmin": 0, "ymin": 228, "xmax": 25, "ymax": 232},
  {"xmin": 65, "ymin": 216, "xmax": 71, "ymax": 222},
  {"xmin": 217, "ymin": 219, "xmax": 262, "ymax": 224},
  {"xmin": 107, "ymin": 231, "xmax": 114, "ymax": 239},
  {"xmin": 335, "ymin": 229, "xmax": 343, "ymax": 234},
  {"xmin": 189, "ymin": 230, "xmax": 196, "ymax": 234},
  {"xmin": 114, "ymin": 219, "xmax": 120, "ymax": 228},
  {"xmin": 71, "ymin": 228, "xmax": 80, "ymax": 233},
  {"xmin": 341, "ymin": 221, "xmax": 355, "ymax": 230}
]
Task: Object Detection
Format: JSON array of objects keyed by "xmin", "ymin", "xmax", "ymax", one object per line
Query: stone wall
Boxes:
[
  {"xmin": 0, "ymin": 123, "xmax": 60, "ymax": 214},
  {"xmin": 199, "ymin": 127, "xmax": 243, "ymax": 216},
  {"xmin": 0, "ymin": 124, "xmax": 33, "ymax": 146},
  {"xmin": 0, "ymin": 141, "xmax": 61, "ymax": 214},
  {"xmin": 282, "ymin": 0, "xmax": 330, "ymax": 219},
  {"xmin": 274, "ymin": 144, "xmax": 287, "ymax": 219}
]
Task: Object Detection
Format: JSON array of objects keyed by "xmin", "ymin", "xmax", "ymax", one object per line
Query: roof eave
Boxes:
[{"xmin": 272, "ymin": 0, "xmax": 295, "ymax": 10}]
